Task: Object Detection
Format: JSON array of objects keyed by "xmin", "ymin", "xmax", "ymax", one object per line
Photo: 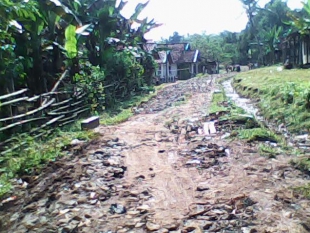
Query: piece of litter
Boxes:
[
  {"xmin": 225, "ymin": 149, "xmax": 231, "ymax": 156},
  {"xmin": 1, "ymin": 196, "xmax": 17, "ymax": 204}
]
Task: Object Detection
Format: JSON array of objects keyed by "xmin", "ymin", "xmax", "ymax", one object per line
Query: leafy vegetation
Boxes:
[
  {"xmin": 0, "ymin": 122, "xmax": 97, "ymax": 196},
  {"xmin": 0, "ymin": 0, "xmax": 164, "ymax": 196},
  {"xmin": 100, "ymin": 90, "xmax": 157, "ymax": 125},
  {"xmin": 0, "ymin": 87, "xmax": 158, "ymax": 196},
  {"xmin": 258, "ymin": 143, "xmax": 280, "ymax": 158},
  {"xmin": 160, "ymin": 0, "xmax": 309, "ymax": 67},
  {"xmin": 208, "ymin": 91, "xmax": 228, "ymax": 114},
  {"xmin": 236, "ymin": 128, "xmax": 281, "ymax": 143},
  {"xmin": 0, "ymin": 0, "xmax": 160, "ymax": 111},
  {"xmin": 290, "ymin": 157, "xmax": 310, "ymax": 175},
  {"xmin": 233, "ymin": 67, "xmax": 310, "ymax": 132},
  {"xmin": 294, "ymin": 183, "xmax": 310, "ymax": 199}
]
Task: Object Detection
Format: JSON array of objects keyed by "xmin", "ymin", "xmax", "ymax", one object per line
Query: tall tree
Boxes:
[{"xmin": 168, "ymin": 31, "xmax": 184, "ymax": 43}]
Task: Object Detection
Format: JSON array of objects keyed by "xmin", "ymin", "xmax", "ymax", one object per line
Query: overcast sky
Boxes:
[{"xmin": 118, "ymin": 0, "xmax": 304, "ymax": 41}]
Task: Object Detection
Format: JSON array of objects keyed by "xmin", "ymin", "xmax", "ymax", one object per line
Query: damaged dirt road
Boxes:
[{"xmin": 1, "ymin": 75, "xmax": 310, "ymax": 233}]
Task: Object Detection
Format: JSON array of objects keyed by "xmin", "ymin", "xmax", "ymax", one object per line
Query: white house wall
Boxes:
[
  {"xmin": 302, "ymin": 41, "xmax": 310, "ymax": 64},
  {"xmin": 162, "ymin": 64, "xmax": 167, "ymax": 79},
  {"xmin": 170, "ymin": 64, "xmax": 177, "ymax": 77}
]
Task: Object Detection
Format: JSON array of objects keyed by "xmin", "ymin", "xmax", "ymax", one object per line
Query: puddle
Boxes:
[{"xmin": 222, "ymin": 79, "xmax": 262, "ymax": 121}]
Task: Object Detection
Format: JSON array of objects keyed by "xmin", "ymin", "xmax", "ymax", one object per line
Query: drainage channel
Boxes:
[{"xmin": 220, "ymin": 77, "xmax": 310, "ymax": 154}]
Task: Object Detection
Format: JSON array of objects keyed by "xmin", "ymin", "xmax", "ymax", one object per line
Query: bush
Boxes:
[{"xmin": 74, "ymin": 64, "xmax": 105, "ymax": 113}]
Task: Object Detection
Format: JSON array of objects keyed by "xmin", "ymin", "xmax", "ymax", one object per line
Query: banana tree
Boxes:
[
  {"xmin": 1, "ymin": 0, "xmax": 82, "ymax": 95},
  {"xmin": 263, "ymin": 25, "xmax": 283, "ymax": 64},
  {"xmin": 285, "ymin": 0, "xmax": 310, "ymax": 35}
]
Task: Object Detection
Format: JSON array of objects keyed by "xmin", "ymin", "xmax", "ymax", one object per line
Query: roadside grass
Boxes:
[
  {"xmin": 210, "ymin": 81, "xmax": 287, "ymax": 158},
  {"xmin": 291, "ymin": 156, "xmax": 310, "ymax": 199},
  {"xmin": 209, "ymin": 90, "xmax": 228, "ymax": 114},
  {"xmin": 293, "ymin": 183, "xmax": 310, "ymax": 199},
  {"xmin": 0, "ymin": 87, "xmax": 161, "ymax": 198},
  {"xmin": 294, "ymin": 184, "xmax": 310, "ymax": 199},
  {"xmin": 100, "ymin": 88, "xmax": 160, "ymax": 125},
  {"xmin": 258, "ymin": 143, "xmax": 281, "ymax": 158},
  {"xmin": 172, "ymin": 93, "xmax": 192, "ymax": 107},
  {"xmin": 237, "ymin": 127, "xmax": 282, "ymax": 143},
  {"xmin": 196, "ymin": 73, "xmax": 206, "ymax": 78},
  {"xmin": 232, "ymin": 67, "xmax": 310, "ymax": 194},
  {"xmin": 233, "ymin": 67, "xmax": 310, "ymax": 133},
  {"xmin": 290, "ymin": 157, "xmax": 310, "ymax": 175},
  {"xmin": 0, "ymin": 122, "xmax": 97, "ymax": 197}
]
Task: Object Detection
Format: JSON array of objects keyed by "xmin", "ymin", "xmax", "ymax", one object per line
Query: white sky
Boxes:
[{"xmin": 118, "ymin": 0, "xmax": 305, "ymax": 41}]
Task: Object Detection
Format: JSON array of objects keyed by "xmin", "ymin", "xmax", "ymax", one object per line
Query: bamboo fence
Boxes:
[{"xmin": 0, "ymin": 70, "xmax": 90, "ymax": 155}]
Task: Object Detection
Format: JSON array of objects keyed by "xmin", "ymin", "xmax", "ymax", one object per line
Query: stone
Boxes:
[
  {"xmin": 135, "ymin": 222, "xmax": 146, "ymax": 228},
  {"xmin": 163, "ymin": 223, "xmax": 179, "ymax": 231},
  {"xmin": 242, "ymin": 227, "xmax": 258, "ymax": 233},
  {"xmin": 125, "ymin": 221, "xmax": 137, "ymax": 228},
  {"xmin": 196, "ymin": 183, "xmax": 209, "ymax": 191},
  {"xmin": 187, "ymin": 125, "xmax": 192, "ymax": 132},
  {"xmin": 186, "ymin": 160, "xmax": 201, "ymax": 165},
  {"xmin": 156, "ymin": 229, "xmax": 169, "ymax": 233},
  {"xmin": 146, "ymin": 222, "xmax": 161, "ymax": 231},
  {"xmin": 127, "ymin": 211, "xmax": 140, "ymax": 216},
  {"xmin": 110, "ymin": 204, "xmax": 126, "ymax": 214},
  {"xmin": 71, "ymin": 139, "xmax": 84, "ymax": 145},
  {"xmin": 137, "ymin": 205, "xmax": 150, "ymax": 211},
  {"xmin": 117, "ymin": 229, "xmax": 129, "ymax": 233},
  {"xmin": 283, "ymin": 211, "xmax": 293, "ymax": 218},
  {"xmin": 81, "ymin": 116, "xmax": 100, "ymax": 130}
]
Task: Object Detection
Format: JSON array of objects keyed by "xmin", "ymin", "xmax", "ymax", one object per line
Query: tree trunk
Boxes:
[{"xmin": 30, "ymin": 32, "xmax": 45, "ymax": 95}]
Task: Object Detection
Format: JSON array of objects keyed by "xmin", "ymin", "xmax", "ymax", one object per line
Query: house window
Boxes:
[{"xmin": 156, "ymin": 68, "xmax": 161, "ymax": 76}]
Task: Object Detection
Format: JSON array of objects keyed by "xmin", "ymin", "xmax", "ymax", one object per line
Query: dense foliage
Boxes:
[
  {"xmin": 161, "ymin": 0, "xmax": 309, "ymax": 67},
  {"xmin": 0, "ymin": 0, "xmax": 160, "ymax": 110}
]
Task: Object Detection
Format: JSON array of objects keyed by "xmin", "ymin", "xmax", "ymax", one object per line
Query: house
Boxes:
[
  {"xmin": 157, "ymin": 43, "xmax": 200, "ymax": 81},
  {"xmin": 143, "ymin": 42, "xmax": 200, "ymax": 83},
  {"xmin": 201, "ymin": 60, "xmax": 219, "ymax": 74},
  {"xmin": 281, "ymin": 32, "xmax": 310, "ymax": 67}
]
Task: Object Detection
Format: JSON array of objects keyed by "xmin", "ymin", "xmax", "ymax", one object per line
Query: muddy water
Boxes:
[{"xmin": 222, "ymin": 78, "xmax": 262, "ymax": 120}]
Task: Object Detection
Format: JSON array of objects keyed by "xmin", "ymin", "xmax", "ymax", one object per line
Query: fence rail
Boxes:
[{"xmin": 0, "ymin": 70, "xmax": 90, "ymax": 155}]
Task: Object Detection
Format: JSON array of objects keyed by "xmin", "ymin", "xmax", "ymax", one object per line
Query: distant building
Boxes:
[
  {"xmin": 143, "ymin": 42, "xmax": 200, "ymax": 83},
  {"xmin": 281, "ymin": 32, "xmax": 310, "ymax": 67}
]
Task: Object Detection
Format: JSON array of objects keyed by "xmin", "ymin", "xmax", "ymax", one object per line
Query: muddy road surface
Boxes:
[{"xmin": 1, "ymin": 75, "xmax": 310, "ymax": 233}]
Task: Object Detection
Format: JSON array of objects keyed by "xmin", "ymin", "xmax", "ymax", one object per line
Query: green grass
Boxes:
[
  {"xmin": 290, "ymin": 156, "xmax": 310, "ymax": 174},
  {"xmin": 233, "ymin": 67, "xmax": 310, "ymax": 133},
  {"xmin": 294, "ymin": 183, "xmax": 310, "ymax": 199},
  {"xmin": 236, "ymin": 127, "xmax": 282, "ymax": 143},
  {"xmin": 196, "ymin": 73, "xmax": 207, "ymax": 78},
  {"xmin": 100, "ymin": 90, "xmax": 157, "ymax": 125},
  {"xmin": 0, "ymin": 122, "xmax": 97, "ymax": 197},
  {"xmin": 208, "ymin": 90, "xmax": 228, "ymax": 114},
  {"xmin": 258, "ymin": 143, "xmax": 281, "ymax": 158},
  {"xmin": 291, "ymin": 157, "xmax": 310, "ymax": 198}
]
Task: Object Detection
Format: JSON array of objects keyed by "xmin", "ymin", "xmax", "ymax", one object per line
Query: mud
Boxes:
[{"xmin": 1, "ymin": 74, "xmax": 310, "ymax": 233}]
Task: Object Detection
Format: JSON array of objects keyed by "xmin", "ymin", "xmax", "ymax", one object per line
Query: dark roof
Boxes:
[
  {"xmin": 157, "ymin": 43, "xmax": 190, "ymax": 51},
  {"xmin": 155, "ymin": 51, "xmax": 166, "ymax": 64},
  {"xmin": 178, "ymin": 50, "xmax": 197, "ymax": 63},
  {"xmin": 143, "ymin": 43, "xmax": 157, "ymax": 52},
  {"xmin": 145, "ymin": 42, "xmax": 199, "ymax": 64}
]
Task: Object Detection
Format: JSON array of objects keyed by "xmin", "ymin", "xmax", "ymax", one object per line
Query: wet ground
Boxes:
[{"xmin": 1, "ymin": 74, "xmax": 310, "ymax": 233}]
